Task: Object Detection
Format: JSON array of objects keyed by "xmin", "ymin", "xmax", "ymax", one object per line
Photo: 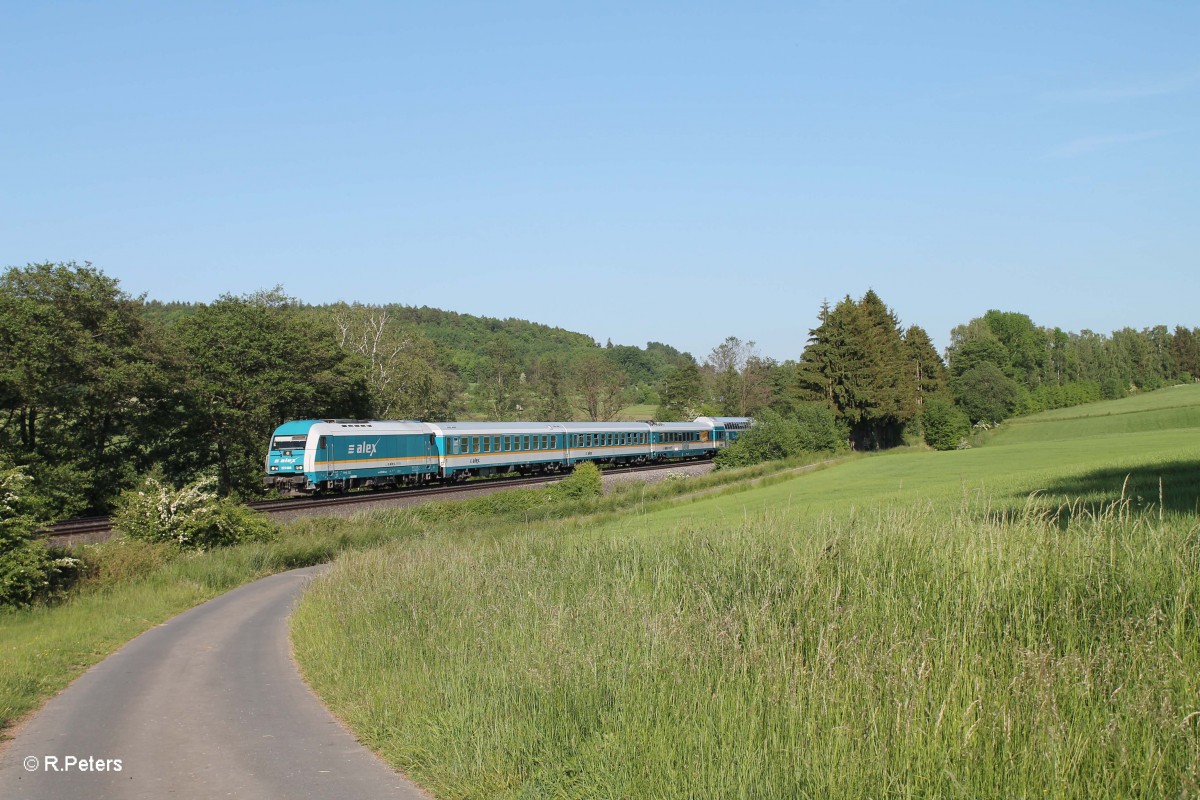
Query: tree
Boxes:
[
  {"xmin": 798, "ymin": 292, "xmax": 917, "ymax": 449},
  {"xmin": 947, "ymin": 319, "xmax": 1008, "ymax": 378},
  {"xmin": 903, "ymin": 325, "xmax": 947, "ymax": 402},
  {"xmin": 981, "ymin": 310, "xmax": 1047, "ymax": 386},
  {"xmin": 952, "ymin": 362, "xmax": 1021, "ymax": 424},
  {"xmin": 920, "ymin": 395, "xmax": 970, "ymax": 450},
  {"xmin": 167, "ymin": 290, "xmax": 369, "ymax": 495},
  {"xmin": 657, "ymin": 362, "xmax": 703, "ymax": 421},
  {"xmin": 527, "ymin": 356, "xmax": 574, "ymax": 420},
  {"xmin": 0, "ymin": 262, "xmax": 160, "ymax": 515},
  {"xmin": 706, "ymin": 336, "xmax": 749, "ymax": 415},
  {"xmin": 329, "ymin": 303, "xmax": 454, "ymax": 420},
  {"xmin": 573, "ymin": 352, "xmax": 628, "ymax": 421},
  {"xmin": 1172, "ymin": 326, "xmax": 1200, "ymax": 381},
  {"xmin": 478, "ymin": 338, "xmax": 523, "ymax": 420}
]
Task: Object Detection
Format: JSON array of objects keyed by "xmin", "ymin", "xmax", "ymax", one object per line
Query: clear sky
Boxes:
[{"xmin": 3, "ymin": 2, "xmax": 1196, "ymax": 361}]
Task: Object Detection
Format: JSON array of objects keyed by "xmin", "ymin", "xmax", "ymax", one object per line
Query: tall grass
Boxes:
[{"xmin": 293, "ymin": 495, "xmax": 1200, "ymax": 799}]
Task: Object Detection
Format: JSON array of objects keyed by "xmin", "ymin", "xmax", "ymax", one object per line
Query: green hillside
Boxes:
[
  {"xmin": 293, "ymin": 386, "xmax": 1200, "ymax": 799},
  {"xmin": 624, "ymin": 384, "xmax": 1200, "ymax": 531}
]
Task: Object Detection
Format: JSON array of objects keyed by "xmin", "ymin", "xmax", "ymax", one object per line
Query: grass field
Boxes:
[{"xmin": 292, "ymin": 386, "xmax": 1200, "ymax": 799}]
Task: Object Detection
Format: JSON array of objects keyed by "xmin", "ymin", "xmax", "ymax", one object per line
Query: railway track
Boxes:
[{"xmin": 42, "ymin": 460, "xmax": 710, "ymax": 546}]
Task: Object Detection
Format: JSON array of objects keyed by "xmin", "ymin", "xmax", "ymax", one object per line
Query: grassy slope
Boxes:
[{"xmin": 293, "ymin": 386, "xmax": 1200, "ymax": 799}]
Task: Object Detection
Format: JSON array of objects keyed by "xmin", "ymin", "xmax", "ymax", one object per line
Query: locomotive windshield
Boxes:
[{"xmin": 270, "ymin": 436, "xmax": 307, "ymax": 452}]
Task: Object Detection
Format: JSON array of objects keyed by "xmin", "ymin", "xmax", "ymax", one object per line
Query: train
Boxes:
[{"xmin": 264, "ymin": 416, "xmax": 753, "ymax": 494}]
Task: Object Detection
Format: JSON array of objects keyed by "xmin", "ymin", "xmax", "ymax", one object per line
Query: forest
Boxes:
[{"xmin": 2, "ymin": 262, "xmax": 1197, "ymax": 519}]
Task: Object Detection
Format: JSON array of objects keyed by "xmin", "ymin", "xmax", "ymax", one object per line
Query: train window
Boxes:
[
  {"xmin": 503, "ymin": 436, "xmax": 511, "ymax": 452},
  {"xmin": 451, "ymin": 437, "xmax": 460, "ymax": 454},
  {"xmin": 543, "ymin": 435, "xmax": 549, "ymax": 449},
  {"xmin": 483, "ymin": 438, "xmax": 492, "ymax": 453}
]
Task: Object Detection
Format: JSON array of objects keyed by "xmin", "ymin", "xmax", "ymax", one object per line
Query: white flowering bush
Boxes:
[
  {"xmin": 113, "ymin": 474, "xmax": 276, "ymax": 551},
  {"xmin": 1, "ymin": 463, "xmax": 81, "ymax": 607}
]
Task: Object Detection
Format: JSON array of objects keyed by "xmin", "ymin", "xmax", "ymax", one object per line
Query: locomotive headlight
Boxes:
[{"xmin": 270, "ymin": 466, "xmax": 278, "ymax": 472}]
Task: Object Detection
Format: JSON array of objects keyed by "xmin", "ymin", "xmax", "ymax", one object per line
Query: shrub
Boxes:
[
  {"xmin": 790, "ymin": 403, "xmax": 845, "ymax": 452},
  {"xmin": 921, "ymin": 396, "xmax": 971, "ymax": 451},
  {"xmin": 113, "ymin": 474, "xmax": 276, "ymax": 551},
  {"xmin": 715, "ymin": 407, "xmax": 842, "ymax": 470},
  {"xmin": 553, "ymin": 462, "xmax": 603, "ymax": 500},
  {"xmin": 0, "ymin": 462, "xmax": 82, "ymax": 607}
]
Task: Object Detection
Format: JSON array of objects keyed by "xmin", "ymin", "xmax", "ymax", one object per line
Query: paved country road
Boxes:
[{"xmin": 0, "ymin": 566, "xmax": 428, "ymax": 799}]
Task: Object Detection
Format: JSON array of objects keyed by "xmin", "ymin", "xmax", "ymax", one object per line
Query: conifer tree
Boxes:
[
  {"xmin": 903, "ymin": 324, "xmax": 947, "ymax": 401},
  {"xmin": 798, "ymin": 291, "xmax": 920, "ymax": 450}
]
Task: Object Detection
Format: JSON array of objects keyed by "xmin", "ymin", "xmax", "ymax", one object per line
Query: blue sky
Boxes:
[{"xmin": 3, "ymin": 1, "xmax": 1196, "ymax": 361}]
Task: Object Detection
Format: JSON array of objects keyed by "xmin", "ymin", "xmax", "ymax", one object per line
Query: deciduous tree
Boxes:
[
  {"xmin": 573, "ymin": 352, "xmax": 628, "ymax": 421},
  {"xmin": 0, "ymin": 262, "xmax": 160, "ymax": 514},
  {"xmin": 168, "ymin": 289, "xmax": 369, "ymax": 495}
]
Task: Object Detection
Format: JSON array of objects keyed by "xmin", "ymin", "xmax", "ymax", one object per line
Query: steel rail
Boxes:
[{"xmin": 41, "ymin": 459, "xmax": 711, "ymax": 545}]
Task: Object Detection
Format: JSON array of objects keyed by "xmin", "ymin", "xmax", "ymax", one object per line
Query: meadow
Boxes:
[
  {"xmin": 0, "ymin": 457, "xmax": 796, "ymax": 735},
  {"xmin": 292, "ymin": 386, "xmax": 1200, "ymax": 799}
]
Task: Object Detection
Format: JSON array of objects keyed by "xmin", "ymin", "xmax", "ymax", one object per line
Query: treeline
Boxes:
[
  {"xmin": 0, "ymin": 262, "xmax": 712, "ymax": 516},
  {"xmin": 2, "ymin": 263, "xmax": 1196, "ymax": 518},
  {"xmin": 782, "ymin": 292, "xmax": 1200, "ymax": 453}
]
